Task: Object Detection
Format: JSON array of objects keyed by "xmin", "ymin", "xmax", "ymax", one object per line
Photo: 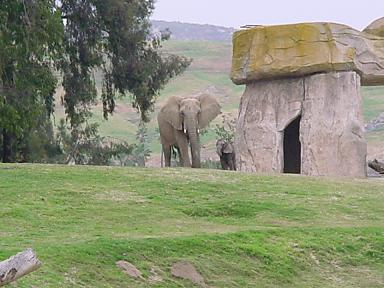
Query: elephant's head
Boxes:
[
  {"xmin": 161, "ymin": 93, "xmax": 221, "ymax": 167},
  {"xmin": 216, "ymin": 139, "xmax": 235, "ymax": 156}
]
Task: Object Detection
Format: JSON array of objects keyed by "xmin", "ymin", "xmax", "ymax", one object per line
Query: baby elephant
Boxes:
[{"xmin": 216, "ymin": 139, "xmax": 236, "ymax": 171}]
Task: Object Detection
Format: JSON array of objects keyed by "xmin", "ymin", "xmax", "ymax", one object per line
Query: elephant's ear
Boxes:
[
  {"xmin": 159, "ymin": 96, "xmax": 183, "ymax": 130},
  {"xmin": 216, "ymin": 139, "xmax": 224, "ymax": 156},
  {"xmin": 198, "ymin": 94, "xmax": 221, "ymax": 129}
]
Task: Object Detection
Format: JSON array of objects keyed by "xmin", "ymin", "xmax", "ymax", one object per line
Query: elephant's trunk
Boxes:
[{"xmin": 185, "ymin": 117, "xmax": 201, "ymax": 168}]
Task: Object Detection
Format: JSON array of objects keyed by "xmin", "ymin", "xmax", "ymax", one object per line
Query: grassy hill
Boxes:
[{"xmin": 1, "ymin": 164, "xmax": 383, "ymax": 287}]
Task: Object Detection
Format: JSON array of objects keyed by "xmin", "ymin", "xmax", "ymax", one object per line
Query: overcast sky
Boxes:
[{"xmin": 152, "ymin": 0, "xmax": 383, "ymax": 30}]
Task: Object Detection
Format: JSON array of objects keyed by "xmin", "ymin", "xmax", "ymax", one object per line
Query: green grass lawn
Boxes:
[{"xmin": 1, "ymin": 164, "xmax": 383, "ymax": 287}]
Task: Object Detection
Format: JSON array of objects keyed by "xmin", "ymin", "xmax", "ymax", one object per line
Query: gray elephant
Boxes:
[
  {"xmin": 216, "ymin": 139, "xmax": 236, "ymax": 170},
  {"xmin": 158, "ymin": 94, "xmax": 221, "ymax": 168}
]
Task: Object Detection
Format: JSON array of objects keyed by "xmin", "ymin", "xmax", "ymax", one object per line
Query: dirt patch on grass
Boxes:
[{"xmin": 95, "ymin": 190, "xmax": 148, "ymax": 203}]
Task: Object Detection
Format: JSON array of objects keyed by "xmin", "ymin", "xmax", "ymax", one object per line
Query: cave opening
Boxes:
[{"xmin": 283, "ymin": 115, "xmax": 301, "ymax": 174}]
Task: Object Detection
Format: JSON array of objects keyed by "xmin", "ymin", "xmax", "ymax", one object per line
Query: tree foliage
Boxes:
[
  {"xmin": 214, "ymin": 114, "xmax": 237, "ymax": 143},
  {"xmin": 56, "ymin": 119, "xmax": 133, "ymax": 165},
  {"xmin": 0, "ymin": 0, "xmax": 63, "ymax": 162},
  {"xmin": 60, "ymin": 0, "xmax": 190, "ymax": 126},
  {"xmin": 0, "ymin": 0, "xmax": 190, "ymax": 163},
  {"xmin": 130, "ymin": 121, "xmax": 151, "ymax": 167}
]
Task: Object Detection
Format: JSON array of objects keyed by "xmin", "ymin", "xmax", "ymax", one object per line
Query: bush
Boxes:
[
  {"xmin": 214, "ymin": 114, "xmax": 236, "ymax": 142},
  {"xmin": 56, "ymin": 119, "xmax": 133, "ymax": 165}
]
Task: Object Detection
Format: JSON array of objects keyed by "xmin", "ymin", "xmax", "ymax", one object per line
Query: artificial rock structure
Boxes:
[{"xmin": 231, "ymin": 18, "xmax": 384, "ymax": 177}]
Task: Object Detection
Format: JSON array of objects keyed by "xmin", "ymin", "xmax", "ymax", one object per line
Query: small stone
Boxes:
[
  {"xmin": 116, "ymin": 261, "xmax": 143, "ymax": 280},
  {"xmin": 367, "ymin": 166, "xmax": 382, "ymax": 177},
  {"xmin": 171, "ymin": 261, "xmax": 206, "ymax": 287},
  {"xmin": 368, "ymin": 159, "xmax": 384, "ymax": 175}
]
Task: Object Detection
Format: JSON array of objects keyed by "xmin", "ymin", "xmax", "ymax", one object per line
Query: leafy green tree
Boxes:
[
  {"xmin": 0, "ymin": 0, "xmax": 190, "ymax": 163},
  {"xmin": 59, "ymin": 0, "xmax": 191, "ymax": 128},
  {"xmin": 18, "ymin": 112, "xmax": 62, "ymax": 163},
  {"xmin": 0, "ymin": 0, "xmax": 63, "ymax": 162},
  {"xmin": 58, "ymin": 0, "xmax": 189, "ymax": 165}
]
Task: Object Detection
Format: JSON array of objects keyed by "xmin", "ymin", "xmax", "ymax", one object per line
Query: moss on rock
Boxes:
[{"xmin": 231, "ymin": 21, "xmax": 384, "ymax": 86}]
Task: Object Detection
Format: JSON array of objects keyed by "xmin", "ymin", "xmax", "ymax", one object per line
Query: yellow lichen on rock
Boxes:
[
  {"xmin": 363, "ymin": 17, "xmax": 384, "ymax": 37},
  {"xmin": 231, "ymin": 21, "xmax": 384, "ymax": 86}
]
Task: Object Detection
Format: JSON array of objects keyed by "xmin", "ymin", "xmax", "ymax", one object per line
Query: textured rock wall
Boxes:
[
  {"xmin": 235, "ymin": 77, "xmax": 304, "ymax": 173},
  {"xmin": 301, "ymin": 72, "xmax": 366, "ymax": 177},
  {"xmin": 235, "ymin": 71, "xmax": 367, "ymax": 177},
  {"xmin": 231, "ymin": 22, "xmax": 384, "ymax": 86},
  {"xmin": 364, "ymin": 17, "xmax": 384, "ymax": 37}
]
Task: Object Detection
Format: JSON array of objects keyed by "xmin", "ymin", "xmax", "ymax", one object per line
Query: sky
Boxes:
[{"xmin": 152, "ymin": 0, "xmax": 384, "ymax": 31}]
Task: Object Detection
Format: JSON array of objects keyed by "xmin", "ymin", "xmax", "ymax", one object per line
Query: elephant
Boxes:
[
  {"xmin": 216, "ymin": 139, "xmax": 236, "ymax": 170},
  {"xmin": 158, "ymin": 94, "xmax": 221, "ymax": 168}
]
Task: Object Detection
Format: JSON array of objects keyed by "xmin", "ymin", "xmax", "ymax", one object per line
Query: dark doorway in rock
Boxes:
[{"xmin": 283, "ymin": 115, "xmax": 301, "ymax": 174}]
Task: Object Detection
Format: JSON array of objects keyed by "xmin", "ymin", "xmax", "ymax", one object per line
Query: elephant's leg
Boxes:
[
  {"xmin": 223, "ymin": 154, "xmax": 231, "ymax": 170},
  {"xmin": 175, "ymin": 132, "xmax": 191, "ymax": 167},
  {"xmin": 220, "ymin": 156, "xmax": 227, "ymax": 170},
  {"xmin": 231, "ymin": 154, "xmax": 237, "ymax": 171},
  {"xmin": 163, "ymin": 145, "xmax": 172, "ymax": 167},
  {"xmin": 228, "ymin": 154, "xmax": 235, "ymax": 170}
]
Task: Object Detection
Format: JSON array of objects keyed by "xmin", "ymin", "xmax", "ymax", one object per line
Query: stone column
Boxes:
[
  {"xmin": 235, "ymin": 77, "xmax": 304, "ymax": 173},
  {"xmin": 301, "ymin": 71, "xmax": 366, "ymax": 177},
  {"xmin": 235, "ymin": 71, "xmax": 367, "ymax": 177}
]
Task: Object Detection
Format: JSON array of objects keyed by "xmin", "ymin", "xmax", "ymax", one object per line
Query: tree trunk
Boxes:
[
  {"xmin": 2, "ymin": 130, "xmax": 13, "ymax": 163},
  {"xmin": 0, "ymin": 249, "xmax": 41, "ymax": 286}
]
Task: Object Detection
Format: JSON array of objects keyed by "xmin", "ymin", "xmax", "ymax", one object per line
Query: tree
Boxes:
[
  {"xmin": 57, "ymin": 0, "xmax": 190, "ymax": 165},
  {"xmin": 59, "ymin": 0, "xmax": 190, "ymax": 127},
  {"xmin": 131, "ymin": 121, "xmax": 151, "ymax": 167},
  {"xmin": 0, "ymin": 0, "xmax": 190, "ymax": 163},
  {"xmin": 18, "ymin": 112, "xmax": 62, "ymax": 163},
  {"xmin": 0, "ymin": 0, "xmax": 63, "ymax": 162}
]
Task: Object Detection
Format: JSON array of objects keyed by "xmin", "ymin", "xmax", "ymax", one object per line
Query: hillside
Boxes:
[
  {"xmin": 151, "ymin": 20, "xmax": 235, "ymax": 42},
  {"xmin": 1, "ymin": 164, "xmax": 384, "ymax": 287}
]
